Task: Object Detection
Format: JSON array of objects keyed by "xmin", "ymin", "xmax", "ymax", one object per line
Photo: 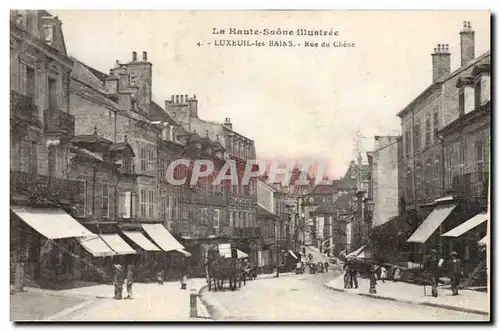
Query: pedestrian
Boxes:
[
  {"xmin": 113, "ymin": 264, "xmax": 124, "ymax": 300},
  {"xmin": 380, "ymin": 265, "xmax": 388, "ymax": 283},
  {"xmin": 393, "ymin": 267, "xmax": 401, "ymax": 282},
  {"xmin": 324, "ymin": 261, "xmax": 329, "ymax": 273},
  {"xmin": 180, "ymin": 258, "xmax": 188, "ymax": 290},
  {"xmin": 349, "ymin": 258, "xmax": 358, "ymax": 289},
  {"xmin": 343, "ymin": 260, "xmax": 351, "ymax": 288},
  {"xmin": 125, "ymin": 265, "xmax": 134, "ymax": 299},
  {"xmin": 274, "ymin": 264, "xmax": 280, "ymax": 277},
  {"xmin": 157, "ymin": 269, "xmax": 164, "ymax": 285},
  {"xmin": 424, "ymin": 249, "xmax": 444, "ymax": 297},
  {"xmin": 447, "ymin": 251, "xmax": 463, "ymax": 296}
]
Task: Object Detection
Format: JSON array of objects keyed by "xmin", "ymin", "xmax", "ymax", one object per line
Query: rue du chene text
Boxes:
[{"xmin": 197, "ymin": 27, "xmax": 355, "ymax": 48}]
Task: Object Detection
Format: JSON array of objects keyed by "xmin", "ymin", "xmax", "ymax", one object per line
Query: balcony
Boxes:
[
  {"xmin": 180, "ymin": 189, "xmax": 228, "ymax": 206},
  {"xmin": 10, "ymin": 90, "xmax": 39, "ymax": 126},
  {"xmin": 44, "ymin": 108, "xmax": 75, "ymax": 136},
  {"xmin": 10, "ymin": 171, "xmax": 85, "ymax": 205},
  {"xmin": 234, "ymin": 227, "xmax": 261, "ymax": 238},
  {"xmin": 451, "ymin": 172, "xmax": 489, "ymax": 199}
]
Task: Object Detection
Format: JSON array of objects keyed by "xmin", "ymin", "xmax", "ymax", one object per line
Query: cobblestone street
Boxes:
[{"xmin": 201, "ymin": 272, "xmax": 489, "ymax": 321}]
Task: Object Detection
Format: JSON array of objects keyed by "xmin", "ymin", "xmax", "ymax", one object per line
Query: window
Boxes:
[
  {"xmin": 48, "ymin": 146, "xmax": 56, "ymax": 177},
  {"xmin": 474, "ymin": 80, "xmax": 482, "ymax": 110},
  {"xmin": 413, "ymin": 118, "xmax": 421, "ymax": 151},
  {"xmin": 404, "ymin": 130, "xmax": 411, "ymax": 156},
  {"xmin": 148, "ymin": 189, "xmax": 155, "ymax": 218},
  {"xmin": 445, "ymin": 147, "xmax": 453, "ymax": 189},
  {"xmin": 159, "ymin": 158, "xmax": 165, "ymax": 180},
  {"xmin": 459, "ymin": 141, "xmax": 467, "ymax": 177},
  {"xmin": 425, "ymin": 114, "xmax": 431, "ymax": 147},
  {"xmin": 148, "ymin": 149, "xmax": 155, "ymax": 172},
  {"xmin": 459, "ymin": 90, "xmax": 465, "ymax": 115},
  {"xmin": 26, "ymin": 66, "xmax": 35, "ymax": 99},
  {"xmin": 433, "ymin": 107, "xmax": 439, "ymax": 137},
  {"xmin": 140, "ymin": 147, "xmax": 147, "ymax": 172},
  {"xmin": 424, "ymin": 160, "xmax": 432, "ymax": 197},
  {"xmin": 77, "ymin": 179, "xmax": 87, "ymax": 217},
  {"xmin": 415, "ymin": 163, "xmax": 422, "ymax": 201},
  {"xmin": 229, "ymin": 210, "xmax": 233, "ymax": 227},
  {"xmin": 102, "ymin": 183, "xmax": 109, "ymax": 218},
  {"xmin": 122, "ymin": 157, "xmax": 133, "ymax": 173},
  {"xmin": 48, "ymin": 77, "xmax": 58, "ymax": 109},
  {"xmin": 213, "ymin": 209, "xmax": 220, "ymax": 228},
  {"xmin": 434, "ymin": 156, "xmax": 440, "ymax": 197},
  {"xmin": 475, "ymin": 141, "xmax": 484, "ymax": 181},
  {"xmin": 140, "ymin": 188, "xmax": 147, "ymax": 217}
]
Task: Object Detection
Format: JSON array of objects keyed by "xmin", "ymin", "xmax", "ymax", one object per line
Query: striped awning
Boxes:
[
  {"xmin": 122, "ymin": 231, "xmax": 161, "ymax": 251},
  {"xmin": 78, "ymin": 236, "xmax": 115, "ymax": 257},
  {"xmin": 100, "ymin": 234, "xmax": 136, "ymax": 255},
  {"xmin": 142, "ymin": 224, "xmax": 184, "ymax": 252},
  {"xmin": 478, "ymin": 236, "xmax": 487, "ymax": 246}
]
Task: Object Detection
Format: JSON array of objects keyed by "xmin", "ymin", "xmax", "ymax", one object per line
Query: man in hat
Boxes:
[
  {"xmin": 423, "ymin": 249, "xmax": 443, "ymax": 297},
  {"xmin": 447, "ymin": 251, "xmax": 463, "ymax": 296}
]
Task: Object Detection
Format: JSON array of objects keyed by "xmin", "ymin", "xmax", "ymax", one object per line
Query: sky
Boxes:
[{"xmin": 52, "ymin": 10, "xmax": 490, "ymax": 178}]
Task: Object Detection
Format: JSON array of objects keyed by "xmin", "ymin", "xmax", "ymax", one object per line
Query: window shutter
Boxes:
[
  {"xmin": 122, "ymin": 192, "xmax": 131, "ymax": 219},
  {"xmin": 131, "ymin": 192, "xmax": 137, "ymax": 218}
]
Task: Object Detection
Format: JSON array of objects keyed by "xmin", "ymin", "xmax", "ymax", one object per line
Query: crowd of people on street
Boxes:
[{"xmin": 341, "ymin": 249, "xmax": 464, "ymax": 297}]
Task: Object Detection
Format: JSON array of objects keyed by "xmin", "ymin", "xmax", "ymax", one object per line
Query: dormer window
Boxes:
[
  {"xmin": 456, "ymin": 76, "xmax": 475, "ymax": 115},
  {"xmin": 43, "ymin": 24, "xmax": 54, "ymax": 44},
  {"xmin": 122, "ymin": 157, "xmax": 133, "ymax": 173},
  {"xmin": 472, "ymin": 63, "xmax": 491, "ymax": 108}
]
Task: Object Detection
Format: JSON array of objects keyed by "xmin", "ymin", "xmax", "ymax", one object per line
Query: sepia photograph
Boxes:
[{"xmin": 8, "ymin": 9, "xmax": 491, "ymax": 322}]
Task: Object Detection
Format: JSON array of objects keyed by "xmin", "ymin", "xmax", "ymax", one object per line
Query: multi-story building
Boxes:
[
  {"xmin": 165, "ymin": 98, "xmax": 259, "ymax": 265},
  {"xmin": 9, "ymin": 10, "xmax": 98, "ymax": 287},
  {"xmin": 397, "ymin": 22, "xmax": 490, "ymax": 213},
  {"xmin": 367, "ymin": 136, "xmax": 400, "ymax": 229},
  {"xmin": 398, "ymin": 22, "xmax": 490, "ymax": 261}
]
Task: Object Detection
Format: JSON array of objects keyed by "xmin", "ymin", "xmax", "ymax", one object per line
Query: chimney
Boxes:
[
  {"xmin": 142, "ymin": 51, "xmax": 148, "ymax": 61},
  {"xmin": 188, "ymin": 94, "xmax": 198, "ymax": 118},
  {"xmin": 176, "ymin": 95, "xmax": 179, "ymax": 104},
  {"xmin": 224, "ymin": 117, "xmax": 232, "ymax": 130},
  {"xmin": 171, "ymin": 95, "xmax": 175, "ymax": 102},
  {"xmin": 460, "ymin": 21, "xmax": 475, "ymax": 66},
  {"xmin": 180, "ymin": 95, "xmax": 184, "ymax": 104},
  {"xmin": 431, "ymin": 43, "xmax": 451, "ymax": 83},
  {"xmin": 132, "ymin": 51, "xmax": 137, "ymax": 61}
]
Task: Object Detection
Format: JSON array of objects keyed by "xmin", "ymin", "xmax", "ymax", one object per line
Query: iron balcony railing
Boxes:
[
  {"xmin": 10, "ymin": 170, "xmax": 85, "ymax": 204},
  {"xmin": 44, "ymin": 107, "xmax": 75, "ymax": 136},
  {"xmin": 452, "ymin": 172, "xmax": 489, "ymax": 199},
  {"xmin": 10, "ymin": 90, "xmax": 39, "ymax": 124}
]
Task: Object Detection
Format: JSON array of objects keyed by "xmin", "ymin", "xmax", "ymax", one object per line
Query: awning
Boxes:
[
  {"xmin": 237, "ymin": 249, "xmax": 249, "ymax": 259},
  {"xmin": 11, "ymin": 206, "xmax": 95, "ymax": 239},
  {"xmin": 100, "ymin": 234, "xmax": 136, "ymax": 255},
  {"xmin": 302, "ymin": 245, "xmax": 328, "ymax": 263},
  {"xmin": 346, "ymin": 243, "xmax": 370, "ymax": 259},
  {"xmin": 78, "ymin": 236, "xmax": 116, "ymax": 257},
  {"xmin": 288, "ymin": 250, "xmax": 298, "ymax": 260},
  {"xmin": 218, "ymin": 243, "xmax": 232, "ymax": 257},
  {"xmin": 442, "ymin": 213, "xmax": 488, "ymax": 237},
  {"xmin": 178, "ymin": 249, "xmax": 192, "ymax": 257},
  {"xmin": 142, "ymin": 224, "xmax": 184, "ymax": 252},
  {"xmin": 478, "ymin": 236, "xmax": 487, "ymax": 246},
  {"xmin": 122, "ymin": 231, "xmax": 161, "ymax": 252},
  {"xmin": 407, "ymin": 203, "xmax": 457, "ymax": 243}
]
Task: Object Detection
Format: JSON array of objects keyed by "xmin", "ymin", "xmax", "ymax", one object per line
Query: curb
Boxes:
[
  {"xmin": 420, "ymin": 302, "xmax": 489, "ymax": 316},
  {"xmin": 44, "ymin": 299, "xmax": 96, "ymax": 321},
  {"xmin": 195, "ymin": 284, "xmax": 213, "ymax": 320},
  {"xmin": 324, "ymin": 283, "xmax": 489, "ymax": 316}
]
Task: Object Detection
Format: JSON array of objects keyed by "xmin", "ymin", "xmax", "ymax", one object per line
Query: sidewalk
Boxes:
[
  {"xmin": 24, "ymin": 278, "xmax": 211, "ymax": 321},
  {"xmin": 324, "ymin": 276, "xmax": 489, "ymax": 316}
]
